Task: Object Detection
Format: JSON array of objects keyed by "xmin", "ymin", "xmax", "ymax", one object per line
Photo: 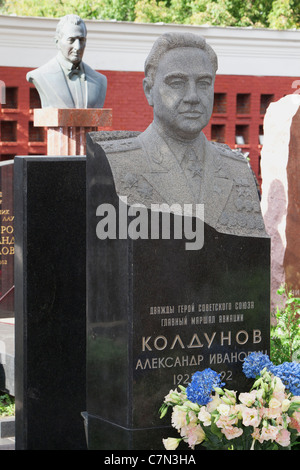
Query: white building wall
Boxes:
[{"xmin": 0, "ymin": 14, "xmax": 300, "ymax": 76}]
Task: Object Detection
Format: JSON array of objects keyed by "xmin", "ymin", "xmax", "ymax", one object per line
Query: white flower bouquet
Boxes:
[{"xmin": 159, "ymin": 353, "xmax": 300, "ymax": 450}]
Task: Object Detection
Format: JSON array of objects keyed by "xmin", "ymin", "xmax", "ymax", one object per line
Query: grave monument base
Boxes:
[
  {"xmin": 34, "ymin": 108, "xmax": 112, "ymax": 156},
  {"xmin": 86, "ymin": 415, "xmax": 172, "ymax": 450},
  {"xmin": 86, "ymin": 135, "xmax": 270, "ymax": 451}
]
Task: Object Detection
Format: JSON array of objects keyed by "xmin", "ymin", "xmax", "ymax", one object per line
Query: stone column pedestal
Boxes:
[
  {"xmin": 261, "ymin": 94, "xmax": 300, "ymax": 311},
  {"xmin": 34, "ymin": 108, "xmax": 112, "ymax": 156}
]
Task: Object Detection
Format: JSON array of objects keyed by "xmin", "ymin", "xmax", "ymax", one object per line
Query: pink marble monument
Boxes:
[
  {"xmin": 34, "ymin": 108, "xmax": 112, "ymax": 155},
  {"xmin": 261, "ymin": 94, "xmax": 300, "ymax": 311}
]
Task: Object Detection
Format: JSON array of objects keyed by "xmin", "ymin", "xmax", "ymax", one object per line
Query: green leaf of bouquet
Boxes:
[
  {"xmin": 210, "ymin": 420, "xmax": 223, "ymax": 439},
  {"xmin": 287, "ymin": 401, "xmax": 300, "ymax": 415},
  {"xmin": 159, "ymin": 403, "xmax": 169, "ymax": 419}
]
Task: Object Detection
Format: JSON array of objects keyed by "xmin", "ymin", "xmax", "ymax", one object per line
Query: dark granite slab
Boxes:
[
  {"xmin": 14, "ymin": 156, "xmax": 87, "ymax": 450},
  {"xmin": 86, "ymin": 136, "xmax": 270, "ymax": 450},
  {"xmin": 0, "ymin": 160, "xmax": 15, "ymax": 395},
  {"xmin": 0, "ymin": 160, "xmax": 14, "ymax": 320}
]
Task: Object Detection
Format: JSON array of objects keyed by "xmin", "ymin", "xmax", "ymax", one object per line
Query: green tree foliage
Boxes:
[
  {"xmin": 2, "ymin": 0, "xmax": 300, "ymax": 29},
  {"xmin": 270, "ymin": 285, "xmax": 300, "ymax": 364},
  {"xmin": 268, "ymin": 0, "xmax": 299, "ymax": 29},
  {"xmin": 0, "ymin": 394, "xmax": 15, "ymax": 417},
  {"xmin": 3, "ymin": 0, "xmax": 136, "ymax": 20}
]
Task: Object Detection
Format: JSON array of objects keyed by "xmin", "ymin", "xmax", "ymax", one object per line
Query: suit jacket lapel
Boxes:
[
  {"xmin": 44, "ymin": 58, "xmax": 76, "ymax": 108},
  {"xmin": 138, "ymin": 125, "xmax": 196, "ymax": 205},
  {"xmin": 86, "ymin": 69, "xmax": 101, "ymax": 109}
]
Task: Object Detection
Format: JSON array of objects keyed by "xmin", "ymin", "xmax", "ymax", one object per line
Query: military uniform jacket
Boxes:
[{"xmin": 99, "ymin": 124, "xmax": 267, "ymax": 238}]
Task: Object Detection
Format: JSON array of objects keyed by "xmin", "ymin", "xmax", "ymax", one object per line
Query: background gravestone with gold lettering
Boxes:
[
  {"xmin": 0, "ymin": 160, "xmax": 14, "ymax": 397},
  {"xmin": 0, "ymin": 161, "xmax": 14, "ymax": 319}
]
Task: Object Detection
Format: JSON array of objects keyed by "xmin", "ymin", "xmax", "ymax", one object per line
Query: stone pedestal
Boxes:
[
  {"xmin": 34, "ymin": 108, "xmax": 112, "ymax": 156},
  {"xmin": 261, "ymin": 94, "xmax": 300, "ymax": 311},
  {"xmin": 86, "ymin": 134, "xmax": 270, "ymax": 450}
]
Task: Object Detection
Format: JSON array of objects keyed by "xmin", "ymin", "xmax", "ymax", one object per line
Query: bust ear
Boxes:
[{"xmin": 143, "ymin": 78, "xmax": 154, "ymax": 107}]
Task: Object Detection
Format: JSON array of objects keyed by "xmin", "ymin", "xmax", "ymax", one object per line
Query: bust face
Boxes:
[
  {"xmin": 145, "ymin": 47, "xmax": 215, "ymax": 141},
  {"xmin": 56, "ymin": 22, "xmax": 86, "ymax": 66}
]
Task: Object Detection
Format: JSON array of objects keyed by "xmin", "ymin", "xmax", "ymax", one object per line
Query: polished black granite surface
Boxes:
[
  {"xmin": 14, "ymin": 156, "xmax": 87, "ymax": 450},
  {"xmin": 86, "ymin": 136, "xmax": 270, "ymax": 450},
  {"xmin": 0, "ymin": 161, "xmax": 15, "ymax": 396},
  {"xmin": 0, "ymin": 161, "xmax": 14, "ymax": 320}
]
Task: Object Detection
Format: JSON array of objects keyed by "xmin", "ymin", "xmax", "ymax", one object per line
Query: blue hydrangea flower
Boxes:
[
  {"xmin": 271, "ymin": 362, "xmax": 300, "ymax": 396},
  {"xmin": 242, "ymin": 352, "xmax": 273, "ymax": 378},
  {"xmin": 186, "ymin": 369, "xmax": 225, "ymax": 405}
]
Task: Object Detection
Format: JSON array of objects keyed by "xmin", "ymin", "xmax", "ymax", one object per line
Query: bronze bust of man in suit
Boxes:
[
  {"xmin": 97, "ymin": 32, "xmax": 266, "ymax": 238},
  {"xmin": 26, "ymin": 14, "xmax": 107, "ymax": 109}
]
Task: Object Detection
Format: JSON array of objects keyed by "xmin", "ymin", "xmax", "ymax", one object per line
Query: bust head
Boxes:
[
  {"xmin": 143, "ymin": 33, "xmax": 218, "ymax": 141},
  {"xmin": 55, "ymin": 14, "xmax": 87, "ymax": 66}
]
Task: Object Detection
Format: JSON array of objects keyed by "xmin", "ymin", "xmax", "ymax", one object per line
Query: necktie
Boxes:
[
  {"xmin": 69, "ymin": 68, "xmax": 79, "ymax": 79},
  {"xmin": 68, "ymin": 66, "xmax": 85, "ymax": 80},
  {"xmin": 68, "ymin": 66, "xmax": 85, "ymax": 108}
]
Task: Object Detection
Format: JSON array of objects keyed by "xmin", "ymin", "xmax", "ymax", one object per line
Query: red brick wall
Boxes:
[
  {"xmin": 103, "ymin": 70, "xmax": 152, "ymax": 131},
  {"xmin": 209, "ymin": 75, "xmax": 297, "ymax": 183},
  {"xmin": 0, "ymin": 66, "xmax": 46, "ymax": 159},
  {"xmin": 0, "ymin": 66, "xmax": 297, "ymax": 182}
]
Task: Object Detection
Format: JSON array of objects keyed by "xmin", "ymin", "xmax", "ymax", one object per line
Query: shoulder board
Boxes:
[
  {"xmin": 99, "ymin": 137, "xmax": 141, "ymax": 154},
  {"xmin": 211, "ymin": 141, "xmax": 247, "ymax": 162}
]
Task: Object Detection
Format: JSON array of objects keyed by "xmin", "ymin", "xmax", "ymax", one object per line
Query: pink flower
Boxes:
[
  {"xmin": 251, "ymin": 428, "xmax": 260, "ymax": 440},
  {"xmin": 276, "ymin": 414, "xmax": 290, "ymax": 428},
  {"xmin": 272, "ymin": 377, "xmax": 286, "ymax": 402},
  {"xmin": 272, "ymin": 390, "xmax": 286, "ymax": 402},
  {"xmin": 242, "ymin": 407, "xmax": 261, "ymax": 428},
  {"xmin": 239, "ymin": 390, "xmax": 257, "ymax": 407},
  {"xmin": 221, "ymin": 426, "xmax": 243, "ymax": 440},
  {"xmin": 266, "ymin": 408, "xmax": 282, "ymax": 419},
  {"xmin": 217, "ymin": 404, "xmax": 231, "ymax": 416},
  {"xmin": 259, "ymin": 425, "xmax": 278, "ymax": 443},
  {"xmin": 269, "ymin": 397, "xmax": 282, "ymax": 410},
  {"xmin": 171, "ymin": 407, "xmax": 187, "ymax": 430},
  {"xmin": 275, "ymin": 429, "xmax": 290, "ymax": 447},
  {"xmin": 216, "ymin": 414, "xmax": 238, "ymax": 429},
  {"xmin": 206, "ymin": 394, "xmax": 222, "ymax": 412},
  {"xmin": 281, "ymin": 399, "xmax": 291, "ymax": 412},
  {"xmin": 198, "ymin": 407, "xmax": 211, "ymax": 426},
  {"xmin": 180, "ymin": 423, "xmax": 205, "ymax": 448},
  {"xmin": 289, "ymin": 411, "xmax": 300, "ymax": 433}
]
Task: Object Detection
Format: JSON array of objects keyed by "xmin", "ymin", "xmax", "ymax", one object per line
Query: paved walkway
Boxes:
[{"xmin": 0, "ymin": 437, "xmax": 14, "ymax": 450}]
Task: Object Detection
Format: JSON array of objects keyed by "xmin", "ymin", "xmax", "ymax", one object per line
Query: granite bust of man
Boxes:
[
  {"xmin": 98, "ymin": 32, "xmax": 266, "ymax": 237},
  {"xmin": 26, "ymin": 14, "xmax": 107, "ymax": 109}
]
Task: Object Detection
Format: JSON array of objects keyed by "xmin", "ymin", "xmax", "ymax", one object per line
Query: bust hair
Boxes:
[
  {"xmin": 144, "ymin": 32, "xmax": 218, "ymax": 86},
  {"xmin": 55, "ymin": 14, "xmax": 87, "ymax": 39}
]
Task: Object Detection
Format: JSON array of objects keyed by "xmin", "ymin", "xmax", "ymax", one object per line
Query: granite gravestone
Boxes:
[
  {"xmin": 0, "ymin": 160, "xmax": 15, "ymax": 396},
  {"xmin": 86, "ymin": 33, "xmax": 270, "ymax": 450},
  {"xmin": 14, "ymin": 156, "xmax": 87, "ymax": 450},
  {"xmin": 0, "ymin": 160, "xmax": 14, "ymax": 319}
]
